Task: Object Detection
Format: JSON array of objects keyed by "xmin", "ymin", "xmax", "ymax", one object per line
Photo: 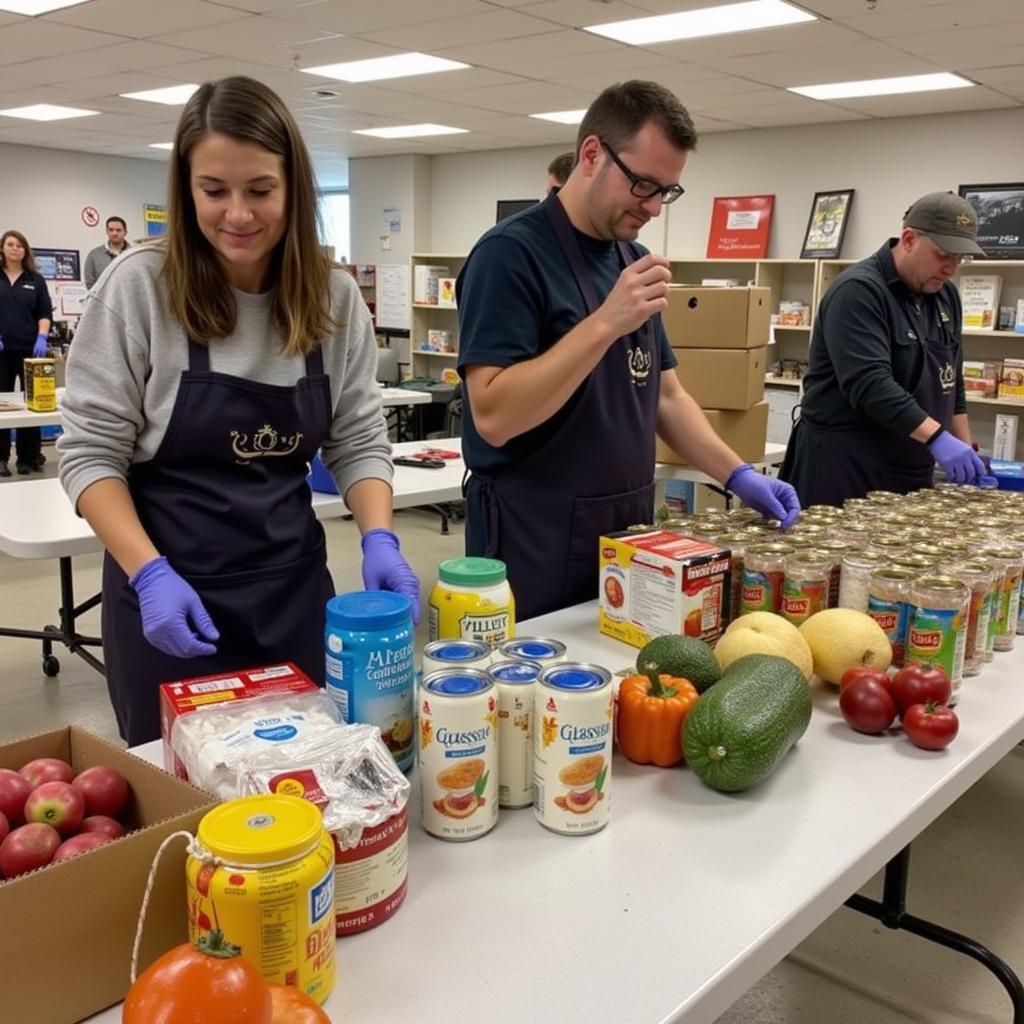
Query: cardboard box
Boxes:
[
  {"xmin": 160, "ymin": 662, "xmax": 318, "ymax": 779},
  {"xmin": 965, "ymin": 376, "xmax": 998, "ymax": 398},
  {"xmin": 0, "ymin": 726, "xmax": 218, "ymax": 1024},
  {"xmin": 672, "ymin": 346, "xmax": 766, "ymax": 409},
  {"xmin": 24, "ymin": 357, "xmax": 57, "ymax": 412},
  {"xmin": 663, "ymin": 286, "xmax": 770, "ymax": 349},
  {"xmin": 656, "ymin": 401, "xmax": 769, "ymax": 465},
  {"xmin": 413, "ymin": 264, "xmax": 449, "ymax": 305},
  {"xmin": 994, "ymin": 414, "xmax": 1019, "ymax": 461},
  {"xmin": 999, "ymin": 359, "xmax": 1024, "ymax": 401},
  {"xmin": 598, "ymin": 530, "xmax": 731, "ymax": 648}
]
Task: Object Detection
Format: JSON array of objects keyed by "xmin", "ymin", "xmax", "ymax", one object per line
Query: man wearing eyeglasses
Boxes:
[
  {"xmin": 781, "ymin": 192, "xmax": 988, "ymax": 506},
  {"xmin": 456, "ymin": 80, "xmax": 799, "ymax": 622}
]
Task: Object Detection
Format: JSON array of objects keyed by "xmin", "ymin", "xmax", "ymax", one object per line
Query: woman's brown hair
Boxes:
[
  {"xmin": 0, "ymin": 230, "xmax": 38, "ymax": 275},
  {"xmin": 163, "ymin": 76, "xmax": 334, "ymax": 356}
]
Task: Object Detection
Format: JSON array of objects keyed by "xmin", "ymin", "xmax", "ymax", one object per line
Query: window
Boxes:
[{"xmin": 319, "ymin": 191, "xmax": 350, "ymax": 262}]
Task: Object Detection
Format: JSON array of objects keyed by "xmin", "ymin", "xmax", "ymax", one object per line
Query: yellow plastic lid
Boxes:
[{"xmin": 197, "ymin": 794, "xmax": 324, "ymax": 867}]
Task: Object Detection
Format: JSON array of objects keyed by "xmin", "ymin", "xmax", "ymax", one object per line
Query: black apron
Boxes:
[
  {"xmin": 465, "ymin": 196, "xmax": 660, "ymax": 621},
  {"xmin": 102, "ymin": 341, "xmax": 335, "ymax": 744},
  {"xmin": 781, "ymin": 293, "xmax": 958, "ymax": 507}
]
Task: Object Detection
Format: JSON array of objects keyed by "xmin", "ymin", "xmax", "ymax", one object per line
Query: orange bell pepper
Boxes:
[{"xmin": 617, "ymin": 664, "xmax": 700, "ymax": 767}]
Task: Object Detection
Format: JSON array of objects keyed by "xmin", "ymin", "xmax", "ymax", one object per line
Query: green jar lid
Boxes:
[{"xmin": 438, "ymin": 556, "xmax": 507, "ymax": 587}]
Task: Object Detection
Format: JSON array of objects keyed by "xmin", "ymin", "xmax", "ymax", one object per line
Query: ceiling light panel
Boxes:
[
  {"xmin": 0, "ymin": 103, "xmax": 98, "ymax": 121},
  {"xmin": 353, "ymin": 124, "xmax": 469, "ymax": 138},
  {"xmin": 0, "ymin": 0, "xmax": 90, "ymax": 13},
  {"xmin": 790, "ymin": 72, "xmax": 973, "ymax": 100},
  {"xmin": 120, "ymin": 84, "xmax": 199, "ymax": 105},
  {"xmin": 302, "ymin": 52, "xmax": 469, "ymax": 83},
  {"xmin": 529, "ymin": 109, "xmax": 587, "ymax": 124}
]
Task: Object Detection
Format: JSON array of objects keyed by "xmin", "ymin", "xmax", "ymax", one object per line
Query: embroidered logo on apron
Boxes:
[
  {"xmin": 628, "ymin": 345, "xmax": 652, "ymax": 386},
  {"xmin": 938, "ymin": 362, "xmax": 955, "ymax": 393},
  {"xmin": 230, "ymin": 423, "xmax": 304, "ymax": 462}
]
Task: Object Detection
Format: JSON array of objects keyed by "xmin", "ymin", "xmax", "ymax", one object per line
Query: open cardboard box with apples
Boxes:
[{"xmin": 0, "ymin": 726, "xmax": 218, "ymax": 1024}]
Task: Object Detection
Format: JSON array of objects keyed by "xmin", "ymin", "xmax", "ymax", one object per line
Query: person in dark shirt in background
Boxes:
[
  {"xmin": 0, "ymin": 230, "xmax": 52, "ymax": 476},
  {"xmin": 781, "ymin": 192, "xmax": 987, "ymax": 506},
  {"xmin": 546, "ymin": 151, "xmax": 574, "ymax": 193}
]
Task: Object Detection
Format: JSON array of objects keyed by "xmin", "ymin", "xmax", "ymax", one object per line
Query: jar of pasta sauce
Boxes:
[
  {"xmin": 868, "ymin": 568, "xmax": 914, "ymax": 667},
  {"xmin": 780, "ymin": 552, "xmax": 830, "ymax": 626},
  {"xmin": 948, "ymin": 560, "xmax": 997, "ymax": 677},
  {"xmin": 905, "ymin": 576, "xmax": 970, "ymax": 703},
  {"xmin": 838, "ymin": 548, "xmax": 887, "ymax": 613},
  {"xmin": 740, "ymin": 542, "xmax": 794, "ymax": 615},
  {"xmin": 978, "ymin": 545, "xmax": 1024, "ymax": 653}
]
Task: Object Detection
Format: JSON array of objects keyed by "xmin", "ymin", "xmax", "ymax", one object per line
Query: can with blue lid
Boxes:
[
  {"xmin": 421, "ymin": 638, "xmax": 492, "ymax": 679},
  {"xmin": 495, "ymin": 636, "xmax": 567, "ymax": 666},
  {"xmin": 489, "ymin": 659, "xmax": 543, "ymax": 809},
  {"xmin": 534, "ymin": 663, "xmax": 613, "ymax": 835},
  {"xmin": 325, "ymin": 591, "xmax": 415, "ymax": 771},
  {"xmin": 418, "ymin": 669, "xmax": 498, "ymax": 841}
]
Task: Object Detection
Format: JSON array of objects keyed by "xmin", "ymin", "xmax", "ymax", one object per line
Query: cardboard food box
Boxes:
[
  {"xmin": 0, "ymin": 726, "xmax": 218, "ymax": 1024},
  {"xmin": 999, "ymin": 359, "xmax": 1024, "ymax": 401},
  {"xmin": 662, "ymin": 286, "xmax": 770, "ymax": 349},
  {"xmin": 671, "ymin": 346, "xmax": 766, "ymax": 410},
  {"xmin": 24, "ymin": 357, "xmax": 57, "ymax": 412},
  {"xmin": 598, "ymin": 530, "xmax": 731, "ymax": 648},
  {"xmin": 159, "ymin": 662, "xmax": 318, "ymax": 779},
  {"xmin": 656, "ymin": 401, "xmax": 769, "ymax": 465}
]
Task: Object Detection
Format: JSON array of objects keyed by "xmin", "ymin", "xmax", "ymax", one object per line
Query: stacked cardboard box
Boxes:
[{"xmin": 658, "ymin": 286, "xmax": 771, "ymax": 464}]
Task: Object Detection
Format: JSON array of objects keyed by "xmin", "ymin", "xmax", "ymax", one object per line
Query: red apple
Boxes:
[
  {"xmin": 53, "ymin": 832, "xmax": 113, "ymax": 863},
  {"xmin": 24, "ymin": 781, "xmax": 85, "ymax": 834},
  {"xmin": 77, "ymin": 815, "xmax": 126, "ymax": 840},
  {"xmin": 0, "ymin": 811, "xmax": 8, "ymax": 845},
  {"xmin": 0, "ymin": 823, "xmax": 60, "ymax": 878},
  {"xmin": 0, "ymin": 769, "xmax": 33, "ymax": 826},
  {"xmin": 71, "ymin": 765, "xmax": 128, "ymax": 818},
  {"xmin": 19, "ymin": 757, "xmax": 74, "ymax": 788}
]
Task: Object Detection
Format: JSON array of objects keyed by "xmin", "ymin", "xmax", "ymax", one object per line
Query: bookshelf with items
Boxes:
[
  {"xmin": 340, "ymin": 263, "xmax": 377, "ymax": 324},
  {"xmin": 410, "ymin": 253, "xmax": 466, "ymax": 382}
]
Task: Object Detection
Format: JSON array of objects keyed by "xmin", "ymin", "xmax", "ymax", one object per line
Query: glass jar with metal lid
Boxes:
[
  {"xmin": 947, "ymin": 560, "xmax": 997, "ymax": 676},
  {"xmin": 838, "ymin": 548, "xmax": 888, "ymax": 613},
  {"xmin": 660, "ymin": 517, "xmax": 693, "ymax": 533},
  {"xmin": 714, "ymin": 531, "xmax": 751, "ymax": 626},
  {"xmin": 978, "ymin": 545, "xmax": 1024, "ymax": 652},
  {"xmin": 867, "ymin": 535, "xmax": 910, "ymax": 558},
  {"xmin": 740, "ymin": 542, "xmax": 795, "ymax": 615},
  {"xmin": 724, "ymin": 507, "xmax": 764, "ymax": 526},
  {"xmin": 843, "ymin": 497, "xmax": 874, "ymax": 513},
  {"xmin": 814, "ymin": 538, "xmax": 855, "ymax": 608},
  {"xmin": 867, "ymin": 567, "xmax": 915, "ymax": 667},
  {"xmin": 890, "ymin": 552, "xmax": 941, "ymax": 575},
  {"xmin": 932, "ymin": 539, "xmax": 975, "ymax": 561},
  {"xmin": 973, "ymin": 516, "xmax": 1015, "ymax": 540},
  {"xmin": 866, "ymin": 490, "xmax": 901, "ymax": 504},
  {"xmin": 905, "ymin": 576, "xmax": 970, "ymax": 702},
  {"xmin": 836, "ymin": 521, "xmax": 874, "ymax": 546},
  {"xmin": 780, "ymin": 552, "xmax": 830, "ymax": 626}
]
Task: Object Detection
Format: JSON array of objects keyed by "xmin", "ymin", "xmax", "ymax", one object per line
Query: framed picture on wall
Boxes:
[
  {"xmin": 958, "ymin": 183, "xmax": 1024, "ymax": 259},
  {"xmin": 800, "ymin": 189, "xmax": 854, "ymax": 259},
  {"xmin": 706, "ymin": 194, "xmax": 774, "ymax": 258}
]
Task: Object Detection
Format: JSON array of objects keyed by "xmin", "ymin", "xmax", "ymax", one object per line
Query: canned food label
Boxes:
[
  {"xmin": 997, "ymin": 568, "xmax": 1023, "ymax": 636},
  {"xmin": 740, "ymin": 568, "xmax": 782, "ymax": 614},
  {"xmin": 497, "ymin": 683, "xmax": 534, "ymax": 808},
  {"xmin": 906, "ymin": 605, "xmax": 966, "ymax": 690},
  {"xmin": 781, "ymin": 578, "xmax": 826, "ymax": 626},
  {"xmin": 867, "ymin": 596, "xmax": 909, "ymax": 666}
]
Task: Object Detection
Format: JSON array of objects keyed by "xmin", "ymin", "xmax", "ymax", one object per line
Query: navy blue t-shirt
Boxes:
[{"xmin": 456, "ymin": 194, "xmax": 675, "ymax": 473}]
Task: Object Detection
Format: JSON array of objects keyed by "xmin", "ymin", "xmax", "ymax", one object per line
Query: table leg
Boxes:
[{"xmin": 845, "ymin": 844, "xmax": 1024, "ymax": 1022}]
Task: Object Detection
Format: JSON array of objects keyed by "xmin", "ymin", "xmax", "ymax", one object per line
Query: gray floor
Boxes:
[{"xmin": 1, "ymin": 456, "xmax": 1021, "ymax": 1023}]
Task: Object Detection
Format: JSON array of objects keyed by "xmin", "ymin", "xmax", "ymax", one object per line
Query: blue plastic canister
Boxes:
[{"xmin": 325, "ymin": 591, "xmax": 415, "ymax": 771}]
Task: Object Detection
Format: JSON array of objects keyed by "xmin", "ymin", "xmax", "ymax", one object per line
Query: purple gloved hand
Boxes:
[
  {"xmin": 32, "ymin": 333, "xmax": 48, "ymax": 358},
  {"xmin": 928, "ymin": 430, "xmax": 985, "ymax": 485},
  {"xmin": 129, "ymin": 556, "xmax": 219, "ymax": 658},
  {"xmin": 361, "ymin": 528, "xmax": 421, "ymax": 623},
  {"xmin": 726, "ymin": 464, "xmax": 801, "ymax": 528}
]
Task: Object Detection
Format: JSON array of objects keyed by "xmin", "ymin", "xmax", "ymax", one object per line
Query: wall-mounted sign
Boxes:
[
  {"xmin": 143, "ymin": 203, "xmax": 168, "ymax": 238},
  {"xmin": 81, "ymin": 206, "xmax": 99, "ymax": 227},
  {"xmin": 35, "ymin": 248, "xmax": 81, "ymax": 281}
]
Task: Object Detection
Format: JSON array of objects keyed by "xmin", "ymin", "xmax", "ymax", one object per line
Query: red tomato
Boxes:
[
  {"xmin": 839, "ymin": 667, "xmax": 891, "ymax": 692},
  {"xmin": 903, "ymin": 701, "xmax": 959, "ymax": 750},
  {"xmin": 891, "ymin": 664, "xmax": 952, "ymax": 717},
  {"xmin": 268, "ymin": 984, "xmax": 331, "ymax": 1023},
  {"xmin": 839, "ymin": 677, "xmax": 897, "ymax": 734}
]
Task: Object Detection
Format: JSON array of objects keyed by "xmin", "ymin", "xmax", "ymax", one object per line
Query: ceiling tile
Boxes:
[
  {"xmin": 365, "ymin": 67, "xmax": 527, "ymax": 96},
  {"xmin": 0, "ymin": 20, "xmax": 125, "ymax": 61},
  {"xmin": 841, "ymin": 0, "xmax": 1024, "ymax": 37},
  {"xmin": 829, "ymin": 84, "xmax": 1020, "ymax": 116},
  {"xmin": 151, "ymin": 14, "xmax": 341, "ymax": 55},
  {"xmin": 514, "ymin": 0, "xmax": 652, "ymax": 28},
  {"xmin": 354, "ymin": 9, "xmax": 558, "ymax": 49},
  {"xmin": 434, "ymin": 28, "xmax": 618, "ymax": 68},
  {"xmin": 43, "ymin": 0, "xmax": 248, "ymax": 37},
  {"xmin": 272, "ymin": 0, "xmax": 492, "ymax": 35},
  {"xmin": 495, "ymin": 44, "xmax": 679, "ymax": 79}
]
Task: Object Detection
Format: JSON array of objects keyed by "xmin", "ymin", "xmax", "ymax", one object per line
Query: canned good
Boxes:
[
  {"xmin": 325, "ymin": 591, "xmax": 415, "ymax": 771},
  {"xmin": 815, "ymin": 538, "xmax": 855, "ymax": 608},
  {"xmin": 740, "ymin": 542, "xmax": 795, "ymax": 615},
  {"xmin": 534, "ymin": 663, "xmax": 613, "ymax": 835},
  {"xmin": 905, "ymin": 577, "xmax": 969, "ymax": 702},
  {"xmin": 978, "ymin": 546, "xmax": 1024, "ymax": 652},
  {"xmin": 490, "ymin": 659, "xmax": 543, "ymax": 808},
  {"xmin": 428, "ymin": 557, "xmax": 516, "ymax": 645},
  {"xmin": 868, "ymin": 568, "xmax": 915, "ymax": 667},
  {"xmin": 421, "ymin": 639, "xmax": 492, "ymax": 680},
  {"xmin": 714, "ymin": 532, "xmax": 750, "ymax": 626},
  {"xmin": 838, "ymin": 549, "xmax": 887, "ymax": 613},
  {"xmin": 891, "ymin": 552, "xmax": 940, "ymax": 575},
  {"xmin": 418, "ymin": 670, "xmax": 499, "ymax": 841},
  {"xmin": 187, "ymin": 795, "xmax": 336, "ymax": 1004},
  {"xmin": 496, "ymin": 637, "xmax": 567, "ymax": 666},
  {"xmin": 780, "ymin": 552, "xmax": 830, "ymax": 626},
  {"xmin": 948, "ymin": 561, "xmax": 996, "ymax": 677}
]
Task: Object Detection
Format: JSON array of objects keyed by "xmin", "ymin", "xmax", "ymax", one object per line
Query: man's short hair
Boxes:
[
  {"xmin": 106, "ymin": 216, "xmax": 126, "ymax": 230},
  {"xmin": 576, "ymin": 80, "xmax": 697, "ymax": 157},
  {"xmin": 546, "ymin": 151, "xmax": 575, "ymax": 186}
]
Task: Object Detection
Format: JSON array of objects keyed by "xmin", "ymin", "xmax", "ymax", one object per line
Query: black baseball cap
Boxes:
[{"xmin": 902, "ymin": 191, "xmax": 986, "ymax": 256}]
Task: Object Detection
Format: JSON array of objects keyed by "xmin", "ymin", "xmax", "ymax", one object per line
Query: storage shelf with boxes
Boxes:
[{"xmin": 410, "ymin": 253, "xmax": 466, "ymax": 384}]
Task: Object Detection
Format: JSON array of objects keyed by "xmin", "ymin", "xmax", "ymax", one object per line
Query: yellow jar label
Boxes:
[{"xmin": 428, "ymin": 584, "xmax": 515, "ymax": 645}]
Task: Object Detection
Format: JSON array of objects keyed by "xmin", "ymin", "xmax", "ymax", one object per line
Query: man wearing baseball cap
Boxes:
[{"xmin": 781, "ymin": 191, "xmax": 988, "ymax": 505}]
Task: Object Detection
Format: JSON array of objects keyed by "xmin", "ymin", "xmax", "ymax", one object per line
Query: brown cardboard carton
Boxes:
[
  {"xmin": 0, "ymin": 727, "xmax": 218, "ymax": 1024},
  {"xmin": 662, "ymin": 286, "xmax": 770, "ymax": 349},
  {"xmin": 671, "ymin": 346, "xmax": 766, "ymax": 409},
  {"xmin": 657, "ymin": 402, "xmax": 769, "ymax": 465}
]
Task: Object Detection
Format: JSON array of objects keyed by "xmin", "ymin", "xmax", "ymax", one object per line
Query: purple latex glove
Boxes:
[
  {"xmin": 129, "ymin": 556, "xmax": 219, "ymax": 658},
  {"xmin": 361, "ymin": 528, "xmax": 421, "ymax": 623},
  {"xmin": 928, "ymin": 430, "xmax": 985, "ymax": 485},
  {"xmin": 32, "ymin": 333, "xmax": 48, "ymax": 358},
  {"xmin": 726, "ymin": 464, "xmax": 801, "ymax": 528},
  {"xmin": 0, "ymin": 335, "xmax": 4, "ymax": 352}
]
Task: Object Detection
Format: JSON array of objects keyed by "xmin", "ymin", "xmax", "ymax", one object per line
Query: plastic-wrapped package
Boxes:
[
  {"xmin": 236, "ymin": 722, "xmax": 410, "ymax": 851},
  {"xmin": 170, "ymin": 691, "xmax": 342, "ymax": 801}
]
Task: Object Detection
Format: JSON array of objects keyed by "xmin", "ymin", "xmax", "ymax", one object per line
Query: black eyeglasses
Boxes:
[{"xmin": 601, "ymin": 140, "xmax": 685, "ymax": 204}]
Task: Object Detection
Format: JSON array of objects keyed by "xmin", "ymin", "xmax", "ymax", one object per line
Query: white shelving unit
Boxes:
[{"xmin": 410, "ymin": 253, "xmax": 466, "ymax": 381}]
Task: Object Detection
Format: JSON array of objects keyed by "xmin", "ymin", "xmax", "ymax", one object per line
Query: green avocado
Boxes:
[
  {"xmin": 682, "ymin": 653, "xmax": 812, "ymax": 793},
  {"xmin": 636, "ymin": 634, "xmax": 721, "ymax": 694}
]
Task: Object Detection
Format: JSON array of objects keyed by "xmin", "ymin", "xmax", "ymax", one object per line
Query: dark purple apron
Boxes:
[
  {"xmin": 102, "ymin": 341, "xmax": 334, "ymax": 744},
  {"xmin": 465, "ymin": 196, "xmax": 661, "ymax": 621},
  {"xmin": 782, "ymin": 293, "xmax": 958, "ymax": 507}
]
